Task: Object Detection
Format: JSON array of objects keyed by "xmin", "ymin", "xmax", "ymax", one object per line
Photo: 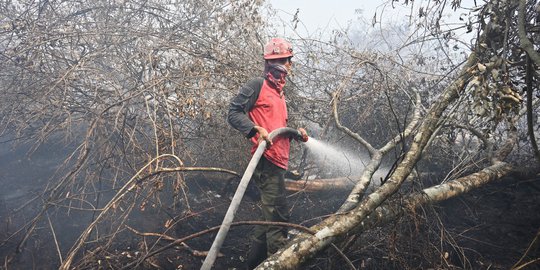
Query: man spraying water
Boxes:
[{"xmin": 227, "ymin": 37, "xmax": 308, "ymax": 269}]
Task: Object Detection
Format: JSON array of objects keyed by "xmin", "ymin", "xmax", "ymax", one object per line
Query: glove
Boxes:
[{"xmin": 297, "ymin": 128, "xmax": 308, "ymax": 142}]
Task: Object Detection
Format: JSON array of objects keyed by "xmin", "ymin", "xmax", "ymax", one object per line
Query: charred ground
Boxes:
[
  {"xmin": 25, "ymin": 174, "xmax": 540, "ymax": 269},
  {"xmin": 0, "ymin": 139, "xmax": 539, "ymax": 269}
]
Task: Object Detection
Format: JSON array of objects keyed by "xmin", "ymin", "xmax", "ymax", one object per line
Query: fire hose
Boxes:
[{"xmin": 201, "ymin": 127, "xmax": 307, "ymax": 270}]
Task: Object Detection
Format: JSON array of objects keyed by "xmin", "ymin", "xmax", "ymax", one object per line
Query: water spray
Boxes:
[{"xmin": 304, "ymin": 138, "xmax": 369, "ymax": 177}]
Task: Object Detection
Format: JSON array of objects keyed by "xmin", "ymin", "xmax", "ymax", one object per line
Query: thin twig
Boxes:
[
  {"xmin": 330, "ymin": 243, "xmax": 356, "ymax": 270},
  {"xmin": 60, "ymin": 154, "xmax": 184, "ymax": 270},
  {"xmin": 46, "ymin": 211, "xmax": 63, "ymax": 264},
  {"xmin": 512, "ymin": 228, "xmax": 540, "ymax": 269},
  {"xmin": 513, "ymin": 258, "xmax": 540, "ymax": 270},
  {"xmin": 125, "ymin": 225, "xmax": 222, "ymax": 258},
  {"xmin": 126, "ymin": 220, "xmax": 356, "ymax": 269},
  {"xmin": 125, "ymin": 221, "xmax": 315, "ymax": 269}
]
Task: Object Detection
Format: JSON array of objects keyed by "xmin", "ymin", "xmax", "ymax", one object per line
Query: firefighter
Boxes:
[{"xmin": 227, "ymin": 37, "xmax": 308, "ymax": 269}]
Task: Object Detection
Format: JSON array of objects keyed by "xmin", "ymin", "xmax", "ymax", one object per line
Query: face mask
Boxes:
[{"xmin": 264, "ymin": 63, "xmax": 288, "ymax": 92}]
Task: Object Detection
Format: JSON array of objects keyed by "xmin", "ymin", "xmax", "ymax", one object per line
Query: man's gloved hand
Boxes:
[
  {"xmin": 254, "ymin": 126, "xmax": 272, "ymax": 148},
  {"xmin": 297, "ymin": 128, "xmax": 308, "ymax": 142}
]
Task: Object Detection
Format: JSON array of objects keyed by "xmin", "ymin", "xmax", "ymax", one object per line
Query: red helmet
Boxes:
[{"xmin": 263, "ymin": 38, "xmax": 293, "ymax": 60}]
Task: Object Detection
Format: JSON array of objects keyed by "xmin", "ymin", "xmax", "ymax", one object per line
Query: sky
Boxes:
[
  {"xmin": 265, "ymin": 0, "xmax": 477, "ymax": 40},
  {"xmin": 266, "ymin": 0, "xmax": 408, "ymax": 37}
]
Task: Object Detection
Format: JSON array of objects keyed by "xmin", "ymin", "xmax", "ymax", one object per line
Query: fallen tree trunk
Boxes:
[
  {"xmin": 284, "ymin": 171, "xmax": 424, "ymax": 192},
  {"xmin": 352, "ymin": 161, "xmax": 514, "ymax": 234},
  {"xmin": 285, "ymin": 177, "xmax": 356, "ymax": 192},
  {"xmin": 257, "ymin": 161, "xmax": 514, "ymax": 269}
]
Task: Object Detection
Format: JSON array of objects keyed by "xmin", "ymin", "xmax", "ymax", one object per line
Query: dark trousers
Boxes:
[{"xmin": 246, "ymin": 156, "xmax": 289, "ymax": 269}]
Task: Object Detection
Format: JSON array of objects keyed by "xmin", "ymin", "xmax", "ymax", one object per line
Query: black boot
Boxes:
[{"xmin": 246, "ymin": 239, "xmax": 267, "ymax": 270}]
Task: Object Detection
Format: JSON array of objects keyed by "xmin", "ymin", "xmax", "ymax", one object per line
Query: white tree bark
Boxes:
[{"xmin": 343, "ymin": 161, "xmax": 514, "ymax": 237}]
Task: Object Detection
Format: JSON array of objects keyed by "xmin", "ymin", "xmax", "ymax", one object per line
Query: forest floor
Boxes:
[
  {"xmin": 116, "ymin": 170, "xmax": 540, "ymax": 270},
  {"xmin": 0, "ymin": 139, "xmax": 539, "ymax": 270}
]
